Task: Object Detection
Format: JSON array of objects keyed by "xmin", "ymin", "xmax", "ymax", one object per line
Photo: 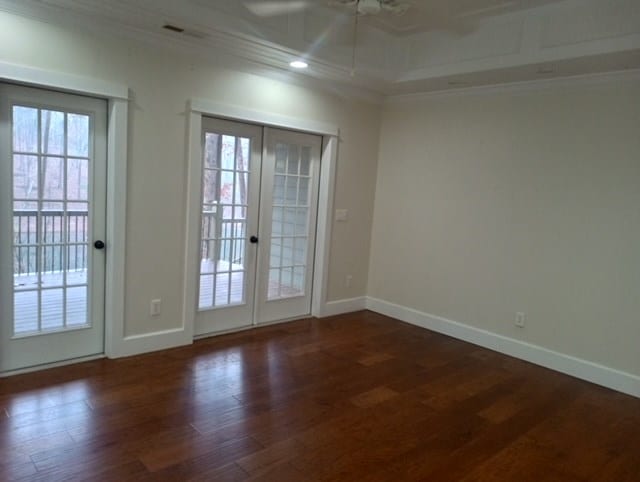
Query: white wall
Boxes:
[
  {"xmin": 0, "ymin": 12, "xmax": 380, "ymax": 340},
  {"xmin": 370, "ymin": 78, "xmax": 640, "ymax": 377}
]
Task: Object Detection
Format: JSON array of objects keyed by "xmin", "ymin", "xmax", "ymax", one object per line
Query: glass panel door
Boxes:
[
  {"xmin": 193, "ymin": 121, "xmax": 321, "ymax": 336},
  {"xmin": 12, "ymin": 107, "xmax": 91, "ymax": 335},
  {"xmin": 256, "ymin": 128, "xmax": 322, "ymax": 324},
  {"xmin": 0, "ymin": 84, "xmax": 106, "ymax": 373},
  {"xmin": 194, "ymin": 118, "xmax": 262, "ymax": 336},
  {"xmin": 267, "ymin": 142, "xmax": 313, "ymax": 300},
  {"xmin": 199, "ymin": 132, "xmax": 251, "ymax": 309}
]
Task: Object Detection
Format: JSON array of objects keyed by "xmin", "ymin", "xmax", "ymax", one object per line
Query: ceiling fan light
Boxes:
[{"xmin": 289, "ymin": 60, "xmax": 308, "ymax": 69}]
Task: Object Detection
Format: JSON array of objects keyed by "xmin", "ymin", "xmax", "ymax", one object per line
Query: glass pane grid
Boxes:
[
  {"xmin": 268, "ymin": 142, "xmax": 312, "ymax": 301},
  {"xmin": 11, "ymin": 105, "xmax": 91, "ymax": 336},
  {"xmin": 198, "ymin": 132, "xmax": 251, "ymax": 310}
]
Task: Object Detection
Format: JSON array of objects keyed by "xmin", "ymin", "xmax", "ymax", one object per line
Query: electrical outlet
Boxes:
[
  {"xmin": 150, "ymin": 299, "xmax": 162, "ymax": 317},
  {"xmin": 345, "ymin": 275, "xmax": 353, "ymax": 288},
  {"xmin": 515, "ymin": 312, "xmax": 525, "ymax": 328}
]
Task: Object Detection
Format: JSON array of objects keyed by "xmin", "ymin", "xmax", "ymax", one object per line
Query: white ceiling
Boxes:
[
  {"xmin": 333, "ymin": 0, "xmax": 565, "ymax": 35},
  {"xmin": 1, "ymin": 0, "xmax": 639, "ymax": 98}
]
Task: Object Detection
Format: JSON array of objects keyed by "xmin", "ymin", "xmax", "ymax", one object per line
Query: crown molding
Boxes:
[
  {"xmin": 385, "ymin": 68, "xmax": 640, "ymax": 104},
  {"xmin": 0, "ymin": 0, "xmax": 387, "ymax": 103}
]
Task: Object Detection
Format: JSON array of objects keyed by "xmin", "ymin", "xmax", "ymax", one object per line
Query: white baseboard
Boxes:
[
  {"xmin": 366, "ymin": 297, "xmax": 640, "ymax": 399},
  {"xmin": 111, "ymin": 296, "xmax": 367, "ymax": 359},
  {"xmin": 320, "ymin": 296, "xmax": 368, "ymax": 317},
  {"xmin": 0, "ymin": 354, "xmax": 105, "ymax": 378},
  {"xmin": 110, "ymin": 327, "xmax": 193, "ymax": 358}
]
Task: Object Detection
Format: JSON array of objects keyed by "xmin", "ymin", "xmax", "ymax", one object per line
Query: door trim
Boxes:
[
  {"xmin": 0, "ymin": 62, "xmax": 130, "ymax": 361},
  {"xmin": 184, "ymin": 100, "xmax": 339, "ymax": 338}
]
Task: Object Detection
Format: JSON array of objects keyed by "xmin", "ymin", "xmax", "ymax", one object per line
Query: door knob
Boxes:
[
  {"xmin": 94, "ymin": 240, "xmax": 105, "ymax": 250},
  {"xmin": 249, "ymin": 236, "xmax": 258, "ymax": 244}
]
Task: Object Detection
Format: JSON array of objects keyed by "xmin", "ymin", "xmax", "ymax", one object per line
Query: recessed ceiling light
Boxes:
[{"xmin": 289, "ymin": 60, "xmax": 308, "ymax": 69}]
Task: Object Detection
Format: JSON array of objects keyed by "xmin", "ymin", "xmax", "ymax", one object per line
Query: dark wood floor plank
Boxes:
[{"xmin": 0, "ymin": 311, "xmax": 637, "ymax": 481}]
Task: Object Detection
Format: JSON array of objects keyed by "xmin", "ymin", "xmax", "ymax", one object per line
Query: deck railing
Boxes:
[
  {"xmin": 201, "ymin": 208, "xmax": 245, "ymax": 265},
  {"xmin": 13, "ymin": 210, "xmax": 88, "ymax": 275},
  {"xmin": 13, "ymin": 209, "xmax": 245, "ymax": 277}
]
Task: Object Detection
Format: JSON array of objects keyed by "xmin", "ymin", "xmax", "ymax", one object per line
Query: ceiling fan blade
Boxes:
[
  {"xmin": 244, "ymin": 1, "xmax": 312, "ymax": 17},
  {"xmin": 380, "ymin": 2, "xmax": 411, "ymax": 16}
]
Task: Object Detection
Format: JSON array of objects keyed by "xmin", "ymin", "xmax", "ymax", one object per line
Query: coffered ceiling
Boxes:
[{"xmin": 1, "ymin": 0, "xmax": 639, "ymax": 98}]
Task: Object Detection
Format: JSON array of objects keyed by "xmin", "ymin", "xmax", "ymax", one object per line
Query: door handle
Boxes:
[
  {"xmin": 94, "ymin": 240, "xmax": 105, "ymax": 250},
  {"xmin": 249, "ymin": 236, "xmax": 258, "ymax": 244}
]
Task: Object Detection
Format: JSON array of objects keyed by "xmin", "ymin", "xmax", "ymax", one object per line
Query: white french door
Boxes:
[
  {"xmin": 195, "ymin": 118, "xmax": 321, "ymax": 336},
  {"xmin": 195, "ymin": 118, "xmax": 262, "ymax": 334},
  {"xmin": 0, "ymin": 83, "xmax": 107, "ymax": 373},
  {"xmin": 256, "ymin": 128, "xmax": 321, "ymax": 324}
]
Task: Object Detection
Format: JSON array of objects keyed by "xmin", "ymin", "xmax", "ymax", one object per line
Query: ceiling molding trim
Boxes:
[
  {"xmin": 189, "ymin": 98, "xmax": 339, "ymax": 136},
  {"xmin": 0, "ymin": 0, "xmax": 391, "ymax": 104},
  {"xmin": 384, "ymin": 68, "xmax": 640, "ymax": 104},
  {"xmin": 0, "ymin": 60, "xmax": 129, "ymax": 99}
]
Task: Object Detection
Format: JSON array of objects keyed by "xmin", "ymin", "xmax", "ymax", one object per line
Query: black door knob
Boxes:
[
  {"xmin": 249, "ymin": 236, "xmax": 258, "ymax": 244},
  {"xmin": 94, "ymin": 240, "xmax": 105, "ymax": 250}
]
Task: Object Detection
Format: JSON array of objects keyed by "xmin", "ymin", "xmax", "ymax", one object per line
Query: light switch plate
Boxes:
[{"xmin": 335, "ymin": 209, "xmax": 348, "ymax": 222}]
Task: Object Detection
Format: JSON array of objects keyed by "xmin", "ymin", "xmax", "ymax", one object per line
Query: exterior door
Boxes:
[
  {"xmin": 195, "ymin": 120, "xmax": 321, "ymax": 336},
  {"xmin": 195, "ymin": 118, "xmax": 263, "ymax": 335},
  {"xmin": 0, "ymin": 83, "xmax": 107, "ymax": 373},
  {"xmin": 256, "ymin": 127, "xmax": 321, "ymax": 324}
]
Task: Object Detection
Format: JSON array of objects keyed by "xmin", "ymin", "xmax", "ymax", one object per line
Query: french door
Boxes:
[
  {"xmin": 195, "ymin": 117, "xmax": 321, "ymax": 336},
  {"xmin": 0, "ymin": 84, "xmax": 107, "ymax": 373}
]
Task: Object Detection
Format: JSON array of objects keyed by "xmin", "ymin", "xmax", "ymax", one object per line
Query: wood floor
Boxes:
[{"xmin": 1, "ymin": 311, "xmax": 639, "ymax": 481}]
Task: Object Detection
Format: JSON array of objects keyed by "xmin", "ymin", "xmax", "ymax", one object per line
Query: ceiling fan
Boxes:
[
  {"xmin": 244, "ymin": 0, "xmax": 412, "ymax": 77},
  {"xmin": 244, "ymin": 0, "xmax": 411, "ymax": 18}
]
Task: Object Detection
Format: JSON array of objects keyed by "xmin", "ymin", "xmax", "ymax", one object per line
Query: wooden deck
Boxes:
[
  {"xmin": 13, "ymin": 271, "xmax": 87, "ymax": 334},
  {"xmin": 198, "ymin": 260, "xmax": 245, "ymax": 309},
  {"xmin": 198, "ymin": 260, "xmax": 303, "ymax": 309},
  {"xmin": 0, "ymin": 311, "xmax": 638, "ymax": 480},
  {"xmin": 13, "ymin": 260, "xmax": 303, "ymax": 333}
]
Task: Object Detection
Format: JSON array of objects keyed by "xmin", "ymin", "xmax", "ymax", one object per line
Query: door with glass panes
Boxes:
[
  {"xmin": 0, "ymin": 83, "xmax": 107, "ymax": 373},
  {"xmin": 195, "ymin": 118, "xmax": 321, "ymax": 336}
]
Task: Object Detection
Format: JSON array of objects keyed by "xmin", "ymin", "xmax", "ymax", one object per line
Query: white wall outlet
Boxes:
[
  {"xmin": 150, "ymin": 299, "xmax": 162, "ymax": 317},
  {"xmin": 345, "ymin": 274, "xmax": 353, "ymax": 288},
  {"xmin": 515, "ymin": 312, "xmax": 526, "ymax": 328},
  {"xmin": 335, "ymin": 209, "xmax": 348, "ymax": 222}
]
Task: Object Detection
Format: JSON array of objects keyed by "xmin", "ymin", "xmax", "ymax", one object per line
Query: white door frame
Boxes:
[
  {"xmin": 184, "ymin": 99, "xmax": 339, "ymax": 338},
  {"xmin": 0, "ymin": 61, "xmax": 129, "ymax": 370}
]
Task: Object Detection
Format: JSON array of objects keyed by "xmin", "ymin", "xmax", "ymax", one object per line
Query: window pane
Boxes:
[
  {"xmin": 268, "ymin": 268, "xmax": 280, "ymax": 299},
  {"xmin": 270, "ymin": 237, "xmax": 282, "ymax": 268},
  {"xmin": 275, "ymin": 143, "xmax": 287, "ymax": 173},
  {"xmin": 67, "ymin": 245, "xmax": 87, "ymax": 282},
  {"xmin": 292, "ymin": 267, "xmax": 305, "ymax": 294},
  {"xmin": 13, "ymin": 155, "xmax": 38, "ymax": 199},
  {"xmin": 285, "ymin": 177, "xmax": 298, "ymax": 205},
  {"xmin": 66, "ymin": 286, "xmax": 87, "ymax": 326},
  {"xmin": 41, "ymin": 289, "xmax": 64, "ymax": 330},
  {"xmin": 199, "ymin": 274, "xmax": 214, "ymax": 309},
  {"xmin": 298, "ymin": 177, "xmax": 309, "ymax": 206},
  {"xmin": 14, "ymin": 291, "xmax": 38, "ymax": 334},
  {"xmin": 67, "ymin": 158, "xmax": 88, "ymax": 200},
  {"xmin": 272, "ymin": 207, "xmax": 283, "ymax": 236},
  {"xmin": 41, "ymin": 110, "xmax": 65, "ymax": 155},
  {"xmin": 67, "ymin": 114, "xmax": 89, "ymax": 157},
  {"xmin": 13, "ymin": 106, "xmax": 38, "ymax": 153},
  {"xmin": 240, "ymin": 138, "xmax": 250, "ymax": 171},
  {"xmin": 43, "ymin": 157, "xmax": 64, "ymax": 200},
  {"xmin": 273, "ymin": 175, "xmax": 285, "ymax": 204},
  {"xmin": 293, "ymin": 238, "xmax": 307, "ymax": 265},
  {"xmin": 287, "ymin": 145, "xmax": 299, "ymax": 174},
  {"xmin": 300, "ymin": 147, "xmax": 311, "ymax": 176}
]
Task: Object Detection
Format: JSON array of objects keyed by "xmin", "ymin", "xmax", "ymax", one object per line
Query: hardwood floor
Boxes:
[{"xmin": 1, "ymin": 311, "xmax": 639, "ymax": 481}]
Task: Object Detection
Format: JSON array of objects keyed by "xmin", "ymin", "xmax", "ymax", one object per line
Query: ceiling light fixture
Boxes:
[{"xmin": 289, "ymin": 60, "xmax": 308, "ymax": 69}]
